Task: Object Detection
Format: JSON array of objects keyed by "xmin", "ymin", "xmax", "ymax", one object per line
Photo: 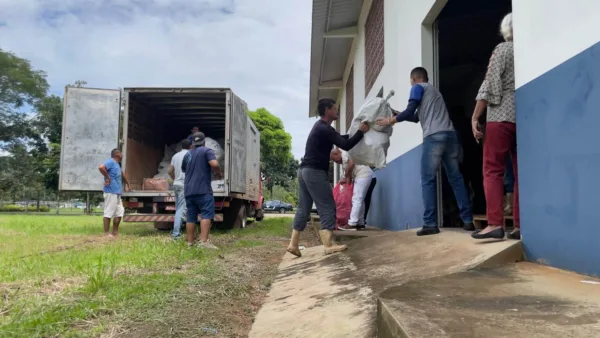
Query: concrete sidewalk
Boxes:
[
  {"xmin": 249, "ymin": 229, "xmax": 523, "ymax": 338},
  {"xmin": 378, "ymin": 262, "xmax": 600, "ymax": 337}
]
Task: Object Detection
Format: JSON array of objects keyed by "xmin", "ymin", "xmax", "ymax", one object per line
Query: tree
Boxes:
[
  {"xmin": 0, "ymin": 48, "xmax": 49, "ymax": 143},
  {"xmin": 248, "ymin": 108, "xmax": 297, "ymax": 197},
  {"xmin": 34, "ymin": 95, "xmax": 63, "ymax": 190}
]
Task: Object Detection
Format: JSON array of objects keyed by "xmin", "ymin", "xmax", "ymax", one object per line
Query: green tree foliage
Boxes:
[
  {"xmin": 248, "ymin": 108, "xmax": 297, "ymax": 197},
  {"xmin": 0, "ymin": 48, "xmax": 49, "ymax": 143}
]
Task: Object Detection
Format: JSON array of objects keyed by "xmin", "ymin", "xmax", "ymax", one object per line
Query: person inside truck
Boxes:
[
  {"xmin": 181, "ymin": 132, "xmax": 223, "ymax": 249},
  {"xmin": 169, "ymin": 138, "xmax": 192, "ymax": 240},
  {"xmin": 187, "ymin": 126, "xmax": 200, "ymax": 143},
  {"xmin": 330, "ymin": 148, "xmax": 374, "ymax": 231},
  {"xmin": 287, "ymin": 98, "xmax": 369, "ymax": 257},
  {"xmin": 98, "ymin": 149, "xmax": 130, "ymax": 237}
]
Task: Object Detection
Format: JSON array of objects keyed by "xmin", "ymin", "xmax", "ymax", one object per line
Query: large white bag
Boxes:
[{"xmin": 347, "ymin": 90, "xmax": 395, "ymax": 168}]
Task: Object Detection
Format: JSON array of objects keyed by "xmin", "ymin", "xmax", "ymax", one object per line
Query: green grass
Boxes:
[{"xmin": 0, "ymin": 215, "xmax": 292, "ymax": 337}]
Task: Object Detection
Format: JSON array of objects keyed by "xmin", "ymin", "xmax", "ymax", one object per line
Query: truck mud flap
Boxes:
[{"xmin": 124, "ymin": 214, "xmax": 223, "ymax": 222}]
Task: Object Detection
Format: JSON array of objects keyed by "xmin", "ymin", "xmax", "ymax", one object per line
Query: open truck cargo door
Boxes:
[
  {"xmin": 58, "ymin": 87, "xmax": 121, "ymax": 191},
  {"xmin": 228, "ymin": 92, "xmax": 248, "ymax": 194}
]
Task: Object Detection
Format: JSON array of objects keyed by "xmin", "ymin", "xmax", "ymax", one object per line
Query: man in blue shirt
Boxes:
[
  {"xmin": 98, "ymin": 149, "xmax": 130, "ymax": 237},
  {"xmin": 377, "ymin": 67, "xmax": 473, "ymax": 236},
  {"xmin": 181, "ymin": 132, "xmax": 222, "ymax": 249}
]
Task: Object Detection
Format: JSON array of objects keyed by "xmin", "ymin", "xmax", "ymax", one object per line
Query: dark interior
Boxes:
[
  {"xmin": 437, "ymin": 0, "xmax": 512, "ymax": 226},
  {"xmin": 124, "ymin": 91, "xmax": 227, "ymax": 190}
]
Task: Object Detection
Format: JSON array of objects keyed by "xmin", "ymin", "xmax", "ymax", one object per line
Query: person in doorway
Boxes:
[
  {"xmin": 181, "ymin": 132, "xmax": 222, "ymax": 248},
  {"xmin": 98, "ymin": 149, "xmax": 130, "ymax": 237},
  {"xmin": 187, "ymin": 126, "xmax": 200, "ymax": 143},
  {"xmin": 376, "ymin": 67, "xmax": 474, "ymax": 236},
  {"xmin": 169, "ymin": 139, "xmax": 192, "ymax": 240},
  {"xmin": 330, "ymin": 148, "xmax": 374, "ymax": 230},
  {"xmin": 471, "ymin": 13, "xmax": 519, "ymax": 240},
  {"xmin": 287, "ymin": 98, "xmax": 369, "ymax": 257}
]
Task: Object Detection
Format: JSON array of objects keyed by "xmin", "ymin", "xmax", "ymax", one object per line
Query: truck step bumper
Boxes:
[{"xmin": 124, "ymin": 213, "xmax": 224, "ymax": 222}]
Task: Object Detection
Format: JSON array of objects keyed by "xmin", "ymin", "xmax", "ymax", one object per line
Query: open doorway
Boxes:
[{"xmin": 435, "ymin": 0, "xmax": 512, "ymax": 227}]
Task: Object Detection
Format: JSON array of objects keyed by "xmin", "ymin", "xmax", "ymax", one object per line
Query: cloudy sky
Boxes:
[{"xmin": 0, "ymin": 0, "xmax": 315, "ymax": 158}]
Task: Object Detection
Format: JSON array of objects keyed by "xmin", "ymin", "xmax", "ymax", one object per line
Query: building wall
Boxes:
[
  {"xmin": 339, "ymin": 0, "xmax": 446, "ymax": 230},
  {"xmin": 513, "ymin": 0, "xmax": 600, "ymax": 276},
  {"xmin": 335, "ymin": 0, "xmax": 600, "ymax": 277}
]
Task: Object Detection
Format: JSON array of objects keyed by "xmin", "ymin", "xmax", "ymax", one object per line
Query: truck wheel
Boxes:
[
  {"xmin": 154, "ymin": 222, "xmax": 172, "ymax": 231},
  {"xmin": 255, "ymin": 209, "xmax": 264, "ymax": 222},
  {"xmin": 279, "ymin": 208, "xmax": 286, "ymax": 214},
  {"xmin": 234, "ymin": 204, "xmax": 247, "ymax": 229}
]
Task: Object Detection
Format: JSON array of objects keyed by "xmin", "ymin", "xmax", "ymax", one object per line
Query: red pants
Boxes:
[{"xmin": 483, "ymin": 122, "xmax": 520, "ymax": 227}]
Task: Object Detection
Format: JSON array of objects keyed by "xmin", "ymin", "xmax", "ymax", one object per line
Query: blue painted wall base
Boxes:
[
  {"xmin": 516, "ymin": 41, "xmax": 600, "ymax": 277},
  {"xmin": 367, "ymin": 145, "xmax": 424, "ymax": 231}
]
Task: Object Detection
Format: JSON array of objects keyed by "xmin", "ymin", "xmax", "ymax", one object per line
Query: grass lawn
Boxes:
[{"xmin": 0, "ymin": 215, "xmax": 302, "ymax": 337}]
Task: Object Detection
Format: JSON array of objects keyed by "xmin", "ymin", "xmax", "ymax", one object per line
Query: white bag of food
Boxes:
[
  {"xmin": 205, "ymin": 137, "xmax": 224, "ymax": 162},
  {"xmin": 347, "ymin": 90, "xmax": 395, "ymax": 168}
]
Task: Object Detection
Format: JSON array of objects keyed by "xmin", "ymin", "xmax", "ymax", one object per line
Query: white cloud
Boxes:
[{"xmin": 0, "ymin": 0, "xmax": 316, "ymax": 158}]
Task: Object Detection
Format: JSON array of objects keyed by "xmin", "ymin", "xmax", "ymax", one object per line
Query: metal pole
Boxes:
[
  {"xmin": 56, "ymin": 191, "xmax": 60, "ymax": 215},
  {"xmin": 86, "ymin": 192, "xmax": 90, "ymax": 215}
]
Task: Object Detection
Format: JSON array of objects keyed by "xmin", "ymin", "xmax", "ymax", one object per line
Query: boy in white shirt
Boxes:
[{"xmin": 330, "ymin": 148, "xmax": 374, "ymax": 230}]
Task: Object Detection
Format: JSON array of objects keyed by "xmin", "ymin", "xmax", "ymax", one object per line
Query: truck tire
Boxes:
[
  {"xmin": 255, "ymin": 209, "xmax": 264, "ymax": 222},
  {"xmin": 233, "ymin": 204, "xmax": 247, "ymax": 229},
  {"xmin": 279, "ymin": 207, "xmax": 286, "ymax": 214},
  {"xmin": 154, "ymin": 222, "xmax": 172, "ymax": 231}
]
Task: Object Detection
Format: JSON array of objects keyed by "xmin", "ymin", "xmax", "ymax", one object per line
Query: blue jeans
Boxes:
[
  {"xmin": 172, "ymin": 185, "xmax": 186, "ymax": 238},
  {"xmin": 504, "ymin": 155, "xmax": 514, "ymax": 193},
  {"xmin": 421, "ymin": 131, "xmax": 473, "ymax": 227}
]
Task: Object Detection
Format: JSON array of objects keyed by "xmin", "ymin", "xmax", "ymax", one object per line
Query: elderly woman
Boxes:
[{"xmin": 471, "ymin": 13, "xmax": 520, "ymax": 240}]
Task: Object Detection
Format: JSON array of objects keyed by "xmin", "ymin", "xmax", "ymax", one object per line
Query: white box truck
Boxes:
[{"xmin": 58, "ymin": 87, "xmax": 264, "ymax": 229}]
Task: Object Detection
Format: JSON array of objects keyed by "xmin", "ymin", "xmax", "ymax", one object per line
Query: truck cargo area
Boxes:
[{"xmin": 123, "ymin": 89, "xmax": 227, "ymax": 192}]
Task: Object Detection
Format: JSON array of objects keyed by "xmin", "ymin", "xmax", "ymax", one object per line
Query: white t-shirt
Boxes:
[
  {"xmin": 342, "ymin": 151, "xmax": 373, "ymax": 179},
  {"xmin": 170, "ymin": 149, "xmax": 189, "ymax": 187}
]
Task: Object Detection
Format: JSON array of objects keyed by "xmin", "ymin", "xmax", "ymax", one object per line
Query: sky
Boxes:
[{"xmin": 0, "ymin": 0, "xmax": 316, "ymax": 158}]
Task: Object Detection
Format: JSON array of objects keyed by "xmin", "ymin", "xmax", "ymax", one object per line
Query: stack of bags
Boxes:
[{"xmin": 144, "ymin": 138, "xmax": 226, "ymax": 191}]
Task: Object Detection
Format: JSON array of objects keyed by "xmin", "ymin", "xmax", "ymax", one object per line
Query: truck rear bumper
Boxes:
[{"xmin": 124, "ymin": 213, "xmax": 224, "ymax": 222}]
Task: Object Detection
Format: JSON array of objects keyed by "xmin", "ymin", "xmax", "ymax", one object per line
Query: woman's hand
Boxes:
[{"xmin": 471, "ymin": 119, "xmax": 483, "ymax": 141}]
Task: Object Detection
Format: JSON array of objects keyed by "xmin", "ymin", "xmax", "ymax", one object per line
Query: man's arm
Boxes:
[
  {"xmin": 344, "ymin": 159, "xmax": 354, "ymax": 181},
  {"xmin": 394, "ymin": 85, "xmax": 424, "ymax": 124},
  {"xmin": 327, "ymin": 128, "xmax": 364, "ymax": 151},
  {"xmin": 168, "ymin": 164, "xmax": 175, "ymax": 180},
  {"xmin": 181, "ymin": 152, "xmax": 191, "ymax": 173},
  {"xmin": 98, "ymin": 162, "xmax": 110, "ymax": 186},
  {"xmin": 206, "ymin": 149, "xmax": 222, "ymax": 179},
  {"xmin": 121, "ymin": 170, "xmax": 130, "ymax": 192}
]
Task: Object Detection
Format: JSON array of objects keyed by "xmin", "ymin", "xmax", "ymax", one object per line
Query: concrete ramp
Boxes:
[
  {"xmin": 378, "ymin": 262, "xmax": 600, "ymax": 338},
  {"xmin": 249, "ymin": 229, "xmax": 523, "ymax": 338}
]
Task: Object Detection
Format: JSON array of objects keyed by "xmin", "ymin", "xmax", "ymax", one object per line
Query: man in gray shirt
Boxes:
[{"xmin": 377, "ymin": 67, "xmax": 473, "ymax": 236}]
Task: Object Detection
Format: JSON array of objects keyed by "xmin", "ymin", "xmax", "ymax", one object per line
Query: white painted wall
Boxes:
[
  {"xmin": 339, "ymin": 0, "xmax": 447, "ymax": 162},
  {"xmin": 513, "ymin": 0, "xmax": 600, "ymax": 88}
]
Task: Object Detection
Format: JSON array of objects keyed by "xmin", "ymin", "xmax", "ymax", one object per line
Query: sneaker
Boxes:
[
  {"xmin": 171, "ymin": 235, "xmax": 182, "ymax": 241},
  {"xmin": 337, "ymin": 224, "xmax": 357, "ymax": 231},
  {"xmin": 197, "ymin": 240, "xmax": 219, "ymax": 250}
]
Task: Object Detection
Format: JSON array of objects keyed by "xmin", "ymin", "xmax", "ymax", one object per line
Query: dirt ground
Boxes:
[{"xmin": 117, "ymin": 228, "xmax": 320, "ymax": 338}]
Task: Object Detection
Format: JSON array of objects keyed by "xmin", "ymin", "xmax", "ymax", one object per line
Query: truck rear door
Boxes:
[
  {"xmin": 58, "ymin": 87, "xmax": 121, "ymax": 191},
  {"xmin": 227, "ymin": 91, "xmax": 248, "ymax": 193}
]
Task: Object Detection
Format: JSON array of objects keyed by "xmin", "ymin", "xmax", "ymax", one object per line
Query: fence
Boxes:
[{"xmin": 0, "ymin": 192, "xmax": 105, "ymax": 216}]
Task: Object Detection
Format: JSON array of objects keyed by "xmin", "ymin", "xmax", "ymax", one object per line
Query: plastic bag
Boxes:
[
  {"xmin": 205, "ymin": 137, "xmax": 225, "ymax": 162},
  {"xmin": 333, "ymin": 182, "xmax": 354, "ymax": 228},
  {"xmin": 347, "ymin": 91, "xmax": 395, "ymax": 168}
]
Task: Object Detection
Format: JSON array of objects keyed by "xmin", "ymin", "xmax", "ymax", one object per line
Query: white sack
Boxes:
[
  {"xmin": 205, "ymin": 137, "xmax": 225, "ymax": 162},
  {"xmin": 347, "ymin": 91, "xmax": 395, "ymax": 168}
]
